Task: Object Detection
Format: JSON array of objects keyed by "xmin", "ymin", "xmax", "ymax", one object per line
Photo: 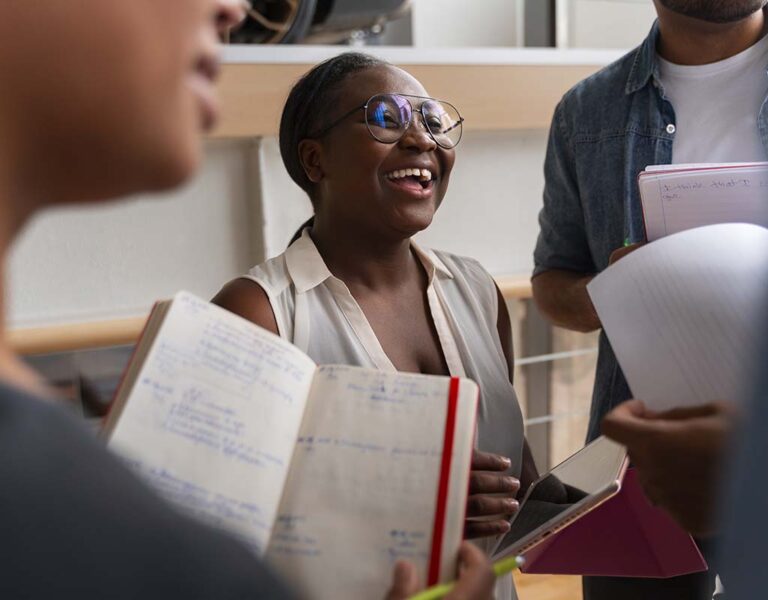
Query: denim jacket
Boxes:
[{"xmin": 533, "ymin": 22, "xmax": 768, "ymax": 441}]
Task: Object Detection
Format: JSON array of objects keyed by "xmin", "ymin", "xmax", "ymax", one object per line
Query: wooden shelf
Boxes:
[
  {"xmin": 211, "ymin": 46, "xmax": 619, "ymax": 139},
  {"xmin": 9, "ymin": 274, "xmax": 532, "ymax": 355}
]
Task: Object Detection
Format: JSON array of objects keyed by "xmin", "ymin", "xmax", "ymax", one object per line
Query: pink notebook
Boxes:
[{"xmin": 520, "ymin": 469, "xmax": 707, "ymax": 578}]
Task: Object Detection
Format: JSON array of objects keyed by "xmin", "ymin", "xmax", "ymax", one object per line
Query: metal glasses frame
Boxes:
[{"xmin": 310, "ymin": 93, "xmax": 464, "ymax": 149}]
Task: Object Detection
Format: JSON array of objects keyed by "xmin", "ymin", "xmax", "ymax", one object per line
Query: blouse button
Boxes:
[{"xmin": 666, "ymin": 123, "xmax": 676, "ymax": 134}]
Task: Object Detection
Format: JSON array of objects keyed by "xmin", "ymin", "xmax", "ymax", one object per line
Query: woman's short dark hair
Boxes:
[{"xmin": 279, "ymin": 52, "xmax": 387, "ymax": 197}]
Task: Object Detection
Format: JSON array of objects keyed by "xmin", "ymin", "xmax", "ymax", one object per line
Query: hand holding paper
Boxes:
[{"xmin": 602, "ymin": 399, "xmax": 736, "ymax": 535}]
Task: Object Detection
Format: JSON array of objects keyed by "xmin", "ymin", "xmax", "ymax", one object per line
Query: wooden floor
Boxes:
[{"xmin": 514, "ymin": 572, "xmax": 583, "ymax": 600}]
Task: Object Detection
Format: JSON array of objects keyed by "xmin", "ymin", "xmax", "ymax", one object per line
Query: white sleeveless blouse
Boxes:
[{"xmin": 244, "ymin": 229, "xmax": 523, "ymax": 599}]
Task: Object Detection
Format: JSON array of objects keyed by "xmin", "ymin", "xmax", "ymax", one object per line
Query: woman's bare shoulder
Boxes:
[{"xmin": 211, "ymin": 278, "xmax": 279, "ymax": 335}]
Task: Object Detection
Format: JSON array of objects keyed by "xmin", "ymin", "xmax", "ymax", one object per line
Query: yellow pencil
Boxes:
[{"xmin": 408, "ymin": 555, "xmax": 525, "ymax": 600}]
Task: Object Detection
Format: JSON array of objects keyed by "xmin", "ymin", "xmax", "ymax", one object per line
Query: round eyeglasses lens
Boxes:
[
  {"xmin": 422, "ymin": 100, "xmax": 463, "ymax": 149},
  {"xmin": 365, "ymin": 94, "xmax": 411, "ymax": 143}
]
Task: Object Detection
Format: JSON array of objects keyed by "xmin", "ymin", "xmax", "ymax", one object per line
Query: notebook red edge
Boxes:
[{"xmin": 427, "ymin": 376, "xmax": 461, "ymax": 586}]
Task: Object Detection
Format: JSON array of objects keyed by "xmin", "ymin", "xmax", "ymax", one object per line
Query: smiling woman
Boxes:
[{"xmin": 212, "ymin": 52, "xmax": 539, "ymax": 600}]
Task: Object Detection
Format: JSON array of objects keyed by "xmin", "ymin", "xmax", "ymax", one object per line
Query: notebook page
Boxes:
[
  {"xmin": 588, "ymin": 224, "xmax": 768, "ymax": 412},
  {"xmin": 108, "ymin": 291, "xmax": 315, "ymax": 554},
  {"xmin": 639, "ymin": 163, "xmax": 768, "ymax": 240},
  {"xmin": 266, "ymin": 365, "xmax": 477, "ymax": 600}
]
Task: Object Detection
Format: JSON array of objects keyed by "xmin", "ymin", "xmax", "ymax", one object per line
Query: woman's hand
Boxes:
[
  {"xmin": 385, "ymin": 542, "xmax": 496, "ymax": 600},
  {"xmin": 465, "ymin": 450, "xmax": 520, "ymax": 539}
]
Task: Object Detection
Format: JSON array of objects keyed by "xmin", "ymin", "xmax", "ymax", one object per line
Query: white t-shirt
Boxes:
[{"xmin": 658, "ymin": 32, "xmax": 768, "ymax": 164}]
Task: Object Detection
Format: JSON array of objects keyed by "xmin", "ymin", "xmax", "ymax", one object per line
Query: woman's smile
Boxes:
[{"xmin": 383, "ymin": 165, "xmax": 438, "ymax": 200}]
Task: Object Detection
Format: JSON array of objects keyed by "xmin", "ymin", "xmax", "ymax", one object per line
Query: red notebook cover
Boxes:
[{"xmin": 520, "ymin": 469, "xmax": 707, "ymax": 578}]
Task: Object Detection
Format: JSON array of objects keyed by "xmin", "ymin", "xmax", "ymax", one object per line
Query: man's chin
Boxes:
[{"xmin": 658, "ymin": 0, "xmax": 768, "ymax": 24}]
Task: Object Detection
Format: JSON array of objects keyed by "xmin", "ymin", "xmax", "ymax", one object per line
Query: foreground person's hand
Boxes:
[
  {"xmin": 602, "ymin": 399, "xmax": 736, "ymax": 535},
  {"xmin": 385, "ymin": 541, "xmax": 496, "ymax": 600},
  {"xmin": 465, "ymin": 450, "xmax": 520, "ymax": 539},
  {"xmin": 608, "ymin": 242, "xmax": 645, "ymax": 265}
]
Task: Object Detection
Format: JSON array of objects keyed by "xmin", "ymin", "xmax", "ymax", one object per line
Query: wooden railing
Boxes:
[{"xmin": 8, "ymin": 275, "xmax": 532, "ymax": 355}]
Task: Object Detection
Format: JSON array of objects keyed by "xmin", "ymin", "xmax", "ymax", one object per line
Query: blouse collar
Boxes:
[{"xmin": 284, "ymin": 228, "xmax": 453, "ymax": 294}]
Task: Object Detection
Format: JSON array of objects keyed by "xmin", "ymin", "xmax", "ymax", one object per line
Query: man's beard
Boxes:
[{"xmin": 658, "ymin": 0, "xmax": 767, "ymax": 23}]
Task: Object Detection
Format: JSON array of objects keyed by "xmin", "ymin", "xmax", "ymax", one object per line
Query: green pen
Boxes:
[{"xmin": 407, "ymin": 555, "xmax": 526, "ymax": 600}]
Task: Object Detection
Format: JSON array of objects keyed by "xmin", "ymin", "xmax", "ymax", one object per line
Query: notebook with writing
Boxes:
[
  {"xmin": 638, "ymin": 161, "xmax": 768, "ymax": 241},
  {"xmin": 104, "ymin": 291, "xmax": 478, "ymax": 599}
]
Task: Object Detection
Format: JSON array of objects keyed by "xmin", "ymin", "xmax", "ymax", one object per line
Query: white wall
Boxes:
[
  {"xmin": 7, "ymin": 140, "xmax": 261, "ymax": 327},
  {"xmin": 560, "ymin": 0, "xmax": 657, "ymax": 48},
  {"xmin": 411, "ymin": 0, "xmax": 522, "ymax": 47}
]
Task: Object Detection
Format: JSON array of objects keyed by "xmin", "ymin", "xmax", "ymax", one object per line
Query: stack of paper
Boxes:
[
  {"xmin": 588, "ymin": 223, "xmax": 768, "ymax": 412},
  {"xmin": 639, "ymin": 162, "xmax": 768, "ymax": 241}
]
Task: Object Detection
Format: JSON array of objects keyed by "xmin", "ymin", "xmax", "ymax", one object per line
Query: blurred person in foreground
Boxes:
[
  {"xmin": 0, "ymin": 1, "xmax": 493, "ymax": 598},
  {"xmin": 603, "ymin": 304, "xmax": 768, "ymax": 598}
]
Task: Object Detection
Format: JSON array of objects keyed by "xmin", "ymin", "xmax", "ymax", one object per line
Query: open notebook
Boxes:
[
  {"xmin": 638, "ymin": 162, "xmax": 768, "ymax": 241},
  {"xmin": 588, "ymin": 223, "xmax": 768, "ymax": 411},
  {"xmin": 104, "ymin": 291, "xmax": 478, "ymax": 599}
]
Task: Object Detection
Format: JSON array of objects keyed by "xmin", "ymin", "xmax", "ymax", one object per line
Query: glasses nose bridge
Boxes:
[{"xmin": 400, "ymin": 102, "xmax": 436, "ymax": 148}]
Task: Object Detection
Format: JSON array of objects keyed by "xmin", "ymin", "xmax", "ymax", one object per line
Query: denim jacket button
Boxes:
[{"xmin": 666, "ymin": 123, "xmax": 676, "ymax": 134}]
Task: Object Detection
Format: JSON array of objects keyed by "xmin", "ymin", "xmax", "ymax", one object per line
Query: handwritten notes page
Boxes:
[
  {"xmin": 588, "ymin": 223, "xmax": 768, "ymax": 412},
  {"xmin": 267, "ymin": 366, "xmax": 477, "ymax": 600},
  {"xmin": 639, "ymin": 162, "xmax": 768, "ymax": 241},
  {"xmin": 108, "ymin": 292, "xmax": 315, "ymax": 554}
]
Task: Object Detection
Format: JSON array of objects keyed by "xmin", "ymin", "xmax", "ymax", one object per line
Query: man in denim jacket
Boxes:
[{"xmin": 532, "ymin": 1, "xmax": 768, "ymax": 598}]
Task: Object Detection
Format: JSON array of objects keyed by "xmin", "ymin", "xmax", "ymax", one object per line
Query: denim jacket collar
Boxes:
[
  {"xmin": 628, "ymin": 13, "xmax": 768, "ymax": 96},
  {"xmin": 625, "ymin": 21, "xmax": 661, "ymax": 95}
]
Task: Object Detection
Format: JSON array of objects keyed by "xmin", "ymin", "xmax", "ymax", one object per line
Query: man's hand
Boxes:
[
  {"xmin": 465, "ymin": 450, "xmax": 520, "ymax": 539},
  {"xmin": 385, "ymin": 542, "xmax": 496, "ymax": 600},
  {"xmin": 608, "ymin": 242, "xmax": 644, "ymax": 265},
  {"xmin": 602, "ymin": 399, "xmax": 736, "ymax": 535}
]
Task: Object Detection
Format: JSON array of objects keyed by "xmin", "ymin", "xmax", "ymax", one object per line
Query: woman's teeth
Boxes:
[{"xmin": 386, "ymin": 168, "xmax": 433, "ymax": 182}]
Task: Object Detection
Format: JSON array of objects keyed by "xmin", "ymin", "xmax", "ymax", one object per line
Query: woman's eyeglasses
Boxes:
[{"xmin": 311, "ymin": 93, "xmax": 464, "ymax": 149}]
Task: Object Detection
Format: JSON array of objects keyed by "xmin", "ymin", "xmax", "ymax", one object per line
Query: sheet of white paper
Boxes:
[
  {"xmin": 588, "ymin": 224, "xmax": 768, "ymax": 412},
  {"xmin": 267, "ymin": 365, "xmax": 476, "ymax": 600},
  {"xmin": 639, "ymin": 163, "xmax": 768, "ymax": 240},
  {"xmin": 109, "ymin": 291, "xmax": 315, "ymax": 554},
  {"xmin": 643, "ymin": 162, "xmax": 768, "ymax": 173}
]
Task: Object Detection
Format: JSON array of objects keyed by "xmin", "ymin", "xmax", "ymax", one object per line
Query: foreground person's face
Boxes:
[{"xmin": 0, "ymin": 0, "xmax": 244, "ymax": 205}]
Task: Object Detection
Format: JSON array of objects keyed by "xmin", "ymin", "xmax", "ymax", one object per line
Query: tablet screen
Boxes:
[{"xmin": 494, "ymin": 436, "xmax": 626, "ymax": 556}]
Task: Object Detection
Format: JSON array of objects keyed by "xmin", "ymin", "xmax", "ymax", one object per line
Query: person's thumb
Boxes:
[
  {"xmin": 447, "ymin": 542, "xmax": 495, "ymax": 600},
  {"xmin": 384, "ymin": 561, "xmax": 420, "ymax": 600}
]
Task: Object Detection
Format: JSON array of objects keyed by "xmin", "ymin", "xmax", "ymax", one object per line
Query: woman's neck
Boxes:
[
  {"xmin": 310, "ymin": 215, "xmax": 420, "ymax": 292},
  {"xmin": 656, "ymin": 4, "xmax": 767, "ymax": 65}
]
